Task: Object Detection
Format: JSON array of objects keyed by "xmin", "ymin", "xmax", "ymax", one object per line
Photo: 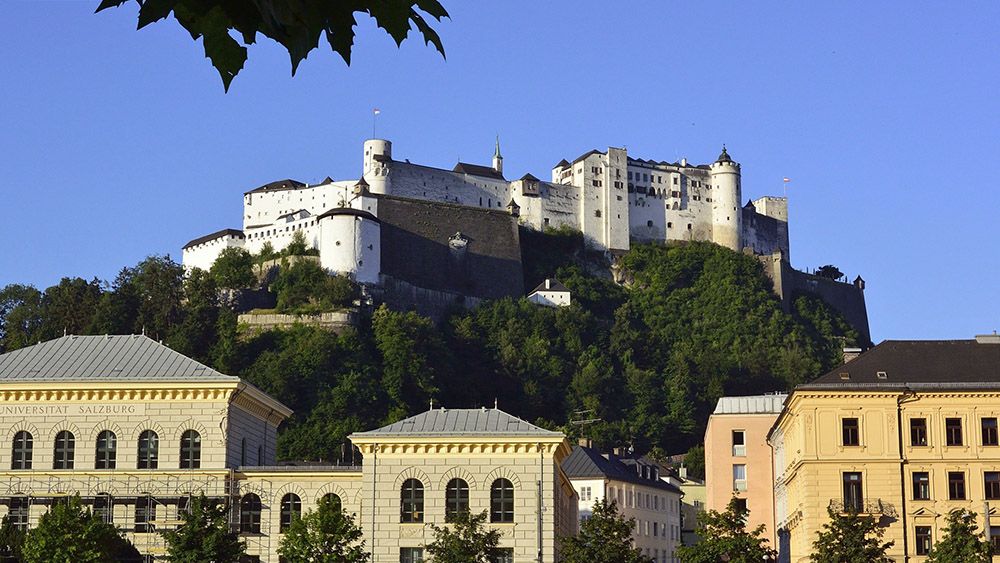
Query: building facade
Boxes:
[
  {"xmin": 704, "ymin": 393, "xmax": 786, "ymax": 548},
  {"xmin": 183, "ymin": 138, "xmax": 789, "ymax": 274},
  {"xmin": 0, "ymin": 335, "xmax": 577, "ymax": 562},
  {"xmin": 769, "ymin": 335, "xmax": 1000, "ymax": 562},
  {"xmin": 562, "ymin": 447, "xmax": 683, "ymax": 563}
]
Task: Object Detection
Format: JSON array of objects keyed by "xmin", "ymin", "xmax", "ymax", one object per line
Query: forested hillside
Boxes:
[{"xmin": 0, "ymin": 233, "xmax": 858, "ymax": 462}]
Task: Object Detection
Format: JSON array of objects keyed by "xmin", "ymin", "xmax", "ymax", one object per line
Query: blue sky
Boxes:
[{"xmin": 1, "ymin": 1, "xmax": 998, "ymax": 342}]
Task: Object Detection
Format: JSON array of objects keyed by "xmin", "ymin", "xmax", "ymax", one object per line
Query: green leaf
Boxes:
[
  {"xmin": 136, "ymin": 0, "xmax": 177, "ymax": 29},
  {"xmin": 94, "ymin": 0, "xmax": 129, "ymax": 13}
]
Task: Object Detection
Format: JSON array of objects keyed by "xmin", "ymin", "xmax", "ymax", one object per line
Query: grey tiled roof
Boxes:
[
  {"xmin": 182, "ymin": 228, "xmax": 244, "ymax": 250},
  {"xmin": 351, "ymin": 408, "xmax": 561, "ymax": 438},
  {"xmin": 529, "ymin": 279, "xmax": 570, "ymax": 294},
  {"xmin": 562, "ymin": 446, "xmax": 682, "ymax": 494},
  {"xmin": 713, "ymin": 394, "xmax": 787, "ymax": 415},
  {"xmin": 0, "ymin": 335, "xmax": 237, "ymax": 382}
]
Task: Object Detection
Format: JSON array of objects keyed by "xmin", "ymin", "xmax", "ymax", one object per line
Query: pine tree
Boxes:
[
  {"xmin": 810, "ymin": 506, "xmax": 893, "ymax": 562},
  {"xmin": 926, "ymin": 509, "xmax": 992, "ymax": 562},
  {"xmin": 677, "ymin": 496, "xmax": 776, "ymax": 563},
  {"xmin": 561, "ymin": 499, "xmax": 650, "ymax": 563},
  {"xmin": 161, "ymin": 494, "xmax": 245, "ymax": 563}
]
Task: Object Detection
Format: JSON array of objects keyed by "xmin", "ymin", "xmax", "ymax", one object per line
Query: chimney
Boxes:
[
  {"xmin": 680, "ymin": 157, "xmax": 687, "ymax": 167},
  {"xmin": 679, "ymin": 465, "xmax": 688, "ymax": 479},
  {"xmin": 976, "ymin": 333, "xmax": 1000, "ymax": 344},
  {"xmin": 545, "ymin": 279, "xmax": 551, "ymax": 290},
  {"xmin": 842, "ymin": 347, "xmax": 862, "ymax": 363}
]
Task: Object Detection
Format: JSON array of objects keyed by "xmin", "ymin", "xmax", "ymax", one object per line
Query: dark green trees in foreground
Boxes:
[
  {"xmin": 561, "ymin": 499, "xmax": 650, "ymax": 563},
  {"xmin": 425, "ymin": 510, "xmax": 503, "ymax": 563},
  {"xmin": 925, "ymin": 509, "xmax": 992, "ymax": 562},
  {"xmin": 277, "ymin": 495, "xmax": 369, "ymax": 563},
  {"xmin": 677, "ymin": 497, "xmax": 776, "ymax": 563},
  {"xmin": 161, "ymin": 494, "xmax": 245, "ymax": 563},
  {"xmin": 17, "ymin": 496, "xmax": 141, "ymax": 563},
  {"xmin": 809, "ymin": 506, "xmax": 892, "ymax": 563}
]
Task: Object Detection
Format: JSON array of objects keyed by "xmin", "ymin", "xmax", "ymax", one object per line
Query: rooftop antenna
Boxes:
[
  {"xmin": 372, "ymin": 108, "xmax": 380, "ymax": 138},
  {"xmin": 494, "ymin": 398, "xmax": 498, "ymax": 409},
  {"xmin": 429, "ymin": 398, "xmax": 434, "ymax": 411}
]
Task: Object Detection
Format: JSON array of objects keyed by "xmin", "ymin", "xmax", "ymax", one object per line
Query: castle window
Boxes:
[
  {"xmin": 11, "ymin": 431, "xmax": 32, "ymax": 470},
  {"xmin": 667, "ymin": 222, "xmax": 672, "ymax": 229},
  {"xmin": 8, "ymin": 496, "xmax": 28, "ymax": 530},
  {"xmin": 490, "ymin": 478, "xmax": 514, "ymax": 523},
  {"xmin": 687, "ymin": 224, "xmax": 692, "ymax": 230},
  {"xmin": 180, "ymin": 430, "xmax": 201, "ymax": 469},
  {"xmin": 280, "ymin": 493, "xmax": 301, "ymax": 532},
  {"xmin": 946, "ymin": 418, "xmax": 963, "ymax": 446},
  {"xmin": 322, "ymin": 493, "xmax": 342, "ymax": 512},
  {"xmin": 95, "ymin": 430, "xmax": 117, "ymax": 469},
  {"xmin": 595, "ymin": 210, "xmax": 601, "ymax": 218},
  {"xmin": 137, "ymin": 430, "xmax": 158, "ymax": 469},
  {"xmin": 647, "ymin": 220, "xmax": 653, "ymax": 228},
  {"xmin": 240, "ymin": 494, "xmax": 262, "ymax": 533},
  {"xmin": 444, "ymin": 478, "xmax": 471, "ymax": 521},
  {"xmin": 53, "ymin": 430, "xmax": 74, "ymax": 469},
  {"xmin": 673, "ymin": 177, "xmax": 678, "ymax": 185},
  {"xmin": 135, "ymin": 494, "xmax": 156, "ymax": 532},
  {"xmin": 400, "ymin": 479, "xmax": 424, "ymax": 523}
]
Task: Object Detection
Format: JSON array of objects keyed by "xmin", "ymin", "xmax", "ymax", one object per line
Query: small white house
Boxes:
[{"xmin": 528, "ymin": 278, "xmax": 571, "ymax": 307}]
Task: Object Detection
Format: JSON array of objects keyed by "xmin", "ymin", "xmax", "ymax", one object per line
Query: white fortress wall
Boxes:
[
  {"xmin": 318, "ymin": 212, "xmax": 381, "ymax": 284},
  {"xmin": 182, "ymin": 232, "xmax": 246, "ymax": 272},
  {"xmin": 243, "ymin": 181, "xmax": 352, "ymax": 229}
]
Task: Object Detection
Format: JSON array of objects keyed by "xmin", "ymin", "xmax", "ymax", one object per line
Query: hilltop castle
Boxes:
[
  {"xmin": 182, "ymin": 138, "xmax": 868, "ymax": 343},
  {"xmin": 184, "ymin": 138, "xmax": 788, "ymax": 271}
]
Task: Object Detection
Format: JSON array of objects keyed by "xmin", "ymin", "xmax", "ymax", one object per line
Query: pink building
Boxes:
[{"xmin": 704, "ymin": 393, "xmax": 786, "ymax": 547}]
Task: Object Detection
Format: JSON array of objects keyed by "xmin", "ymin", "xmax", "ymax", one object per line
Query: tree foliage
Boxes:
[
  {"xmin": 677, "ymin": 497, "xmax": 776, "ymax": 563},
  {"xmin": 425, "ymin": 510, "xmax": 503, "ymax": 563},
  {"xmin": 926, "ymin": 509, "xmax": 992, "ymax": 562},
  {"xmin": 0, "ymin": 516, "xmax": 25, "ymax": 563},
  {"xmin": 96, "ymin": 0, "xmax": 450, "ymax": 91},
  {"xmin": 21, "ymin": 496, "xmax": 141, "ymax": 563},
  {"xmin": 277, "ymin": 494, "xmax": 369, "ymax": 563},
  {"xmin": 561, "ymin": 499, "xmax": 650, "ymax": 563},
  {"xmin": 210, "ymin": 247, "xmax": 255, "ymax": 290},
  {"xmin": 815, "ymin": 265, "xmax": 844, "ymax": 280},
  {"xmin": 809, "ymin": 506, "xmax": 893, "ymax": 563},
  {"xmin": 161, "ymin": 494, "xmax": 245, "ymax": 563},
  {"xmin": 0, "ymin": 239, "xmax": 861, "ymax": 463}
]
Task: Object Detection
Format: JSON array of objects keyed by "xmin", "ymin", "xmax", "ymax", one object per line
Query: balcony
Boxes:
[{"xmin": 828, "ymin": 499, "xmax": 897, "ymax": 518}]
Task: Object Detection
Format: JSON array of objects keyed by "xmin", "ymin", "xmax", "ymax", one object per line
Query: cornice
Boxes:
[
  {"xmin": 0, "ymin": 385, "xmax": 233, "ymax": 403},
  {"xmin": 237, "ymin": 470, "xmax": 363, "ymax": 480},
  {"xmin": 355, "ymin": 439, "xmax": 566, "ymax": 457}
]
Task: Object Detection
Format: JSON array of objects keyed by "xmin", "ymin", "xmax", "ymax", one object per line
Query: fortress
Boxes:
[{"xmin": 183, "ymin": 138, "xmax": 869, "ymax": 342}]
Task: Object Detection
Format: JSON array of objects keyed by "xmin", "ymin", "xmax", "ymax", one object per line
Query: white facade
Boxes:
[
  {"xmin": 183, "ymin": 138, "xmax": 790, "ymax": 282},
  {"xmin": 528, "ymin": 279, "xmax": 571, "ymax": 308}
]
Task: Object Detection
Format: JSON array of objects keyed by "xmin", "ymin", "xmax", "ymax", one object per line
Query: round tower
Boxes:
[
  {"xmin": 362, "ymin": 139, "xmax": 392, "ymax": 194},
  {"xmin": 710, "ymin": 146, "xmax": 742, "ymax": 252}
]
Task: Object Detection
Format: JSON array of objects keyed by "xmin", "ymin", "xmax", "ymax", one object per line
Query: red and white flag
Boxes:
[
  {"xmin": 373, "ymin": 108, "xmax": 381, "ymax": 115},
  {"xmin": 783, "ymin": 177, "xmax": 791, "ymax": 183}
]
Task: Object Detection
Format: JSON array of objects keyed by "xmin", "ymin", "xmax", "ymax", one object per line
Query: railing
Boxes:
[{"xmin": 828, "ymin": 498, "xmax": 897, "ymax": 517}]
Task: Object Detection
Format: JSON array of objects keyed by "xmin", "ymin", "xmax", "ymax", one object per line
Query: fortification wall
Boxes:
[
  {"xmin": 759, "ymin": 253, "xmax": 871, "ymax": 346},
  {"xmin": 385, "ymin": 161, "xmax": 512, "ymax": 210},
  {"xmin": 742, "ymin": 208, "xmax": 790, "ymax": 258}
]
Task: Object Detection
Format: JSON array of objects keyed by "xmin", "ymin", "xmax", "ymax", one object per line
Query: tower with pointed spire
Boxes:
[
  {"xmin": 492, "ymin": 135, "xmax": 503, "ymax": 175},
  {"xmin": 709, "ymin": 144, "xmax": 742, "ymax": 252}
]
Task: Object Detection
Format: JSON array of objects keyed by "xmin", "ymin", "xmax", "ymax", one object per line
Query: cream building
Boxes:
[
  {"xmin": 769, "ymin": 335, "xmax": 1000, "ymax": 562},
  {"xmin": 562, "ymin": 447, "xmax": 683, "ymax": 563},
  {"xmin": 0, "ymin": 335, "xmax": 577, "ymax": 562},
  {"xmin": 704, "ymin": 394, "xmax": 786, "ymax": 548}
]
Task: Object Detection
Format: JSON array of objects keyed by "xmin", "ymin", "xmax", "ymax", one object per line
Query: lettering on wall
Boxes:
[{"xmin": 0, "ymin": 404, "xmax": 147, "ymax": 416}]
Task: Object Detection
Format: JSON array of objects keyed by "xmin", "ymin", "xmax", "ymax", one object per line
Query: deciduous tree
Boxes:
[
  {"xmin": 425, "ymin": 510, "xmax": 503, "ymax": 563},
  {"xmin": 21, "ymin": 496, "xmax": 141, "ymax": 563},
  {"xmin": 561, "ymin": 499, "xmax": 649, "ymax": 563},
  {"xmin": 277, "ymin": 494, "xmax": 369, "ymax": 562},
  {"xmin": 677, "ymin": 497, "xmax": 776, "ymax": 563},
  {"xmin": 161, "ymin": 494, "xmax": 245, "ymax": 563},
  {"xmin": 809, "ymin": 506, "xmax": 893, "ymax": 563},
  {"xmin": 97, "ymin": 0, "xmax": 450, "ymax": 91},
  {"xmin": 926, "ymin": 509, "xmax": 992, "ymax": 562}
]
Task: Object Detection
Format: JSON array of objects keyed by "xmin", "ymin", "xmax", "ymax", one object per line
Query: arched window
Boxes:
[
  {"xmin": 240, "ymin": 493, "xmax": 262, "ymax": 533},
  {"xmin": 137, "ymin": 430, "xmax": 158, "ymax": 469},
  {"xmin": 95, "ymin": 430, "xmax": 117, "ymax": 469},
  {"xmin": 490, "ymin": 478, "xmax": 514, "ymax": 523},
  {"xmin": 400, "ymin": 479, "xmax": 424, "ymax": 523},
  {"xmin": 280, "ymin": 493, "xmax": 301, "ymax": 532},
  {"xmin": 321, "ymin": 493, "xmax": 342, "ymax": 512},
  {"xmin": 180, "ymin": 430, "xmax": 201, "ymax": 469},
  {"xmin": 53, "ymin": 431, "xmax": 74, "ymax": 469},
  {"xmin": 11, "ymin": 431, "xmax": 32, "ymax": 470},
  {"xmin": 135, "ymin": 494, "xmax": 155, "ymax": 532},
  {"xmin": 445, "ymin": 478, "xmax": 470, "ymax": 520},
  {"xmin": 93, "ymin": 493, "xmax": 112, "ymax": 523}
]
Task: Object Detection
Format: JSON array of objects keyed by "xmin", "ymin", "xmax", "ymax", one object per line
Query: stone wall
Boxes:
[{"xmin": 237, "ymin": 310, "xmax": 357, "ymax": 335}]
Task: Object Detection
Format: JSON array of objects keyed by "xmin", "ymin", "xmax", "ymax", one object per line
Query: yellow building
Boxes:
[
  {"xmin": 0, "ymin": 335, "xmax": 577, "ymax": 562},
  {"xmin": 769, "ymin": 335, "xmax": 1000, "ymax": 562}
]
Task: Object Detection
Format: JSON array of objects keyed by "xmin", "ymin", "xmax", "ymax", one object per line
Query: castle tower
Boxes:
[
  {"xmin": 710, "ymin": 146, "xmax": 742, "ymax": 252},
  {"xmin": 362, "ymin": 139, "xmax": 392, "ymax": 194},
  {"xmin": 492, "ymin": 135, "xmax": 503, "ymax": 175}
]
